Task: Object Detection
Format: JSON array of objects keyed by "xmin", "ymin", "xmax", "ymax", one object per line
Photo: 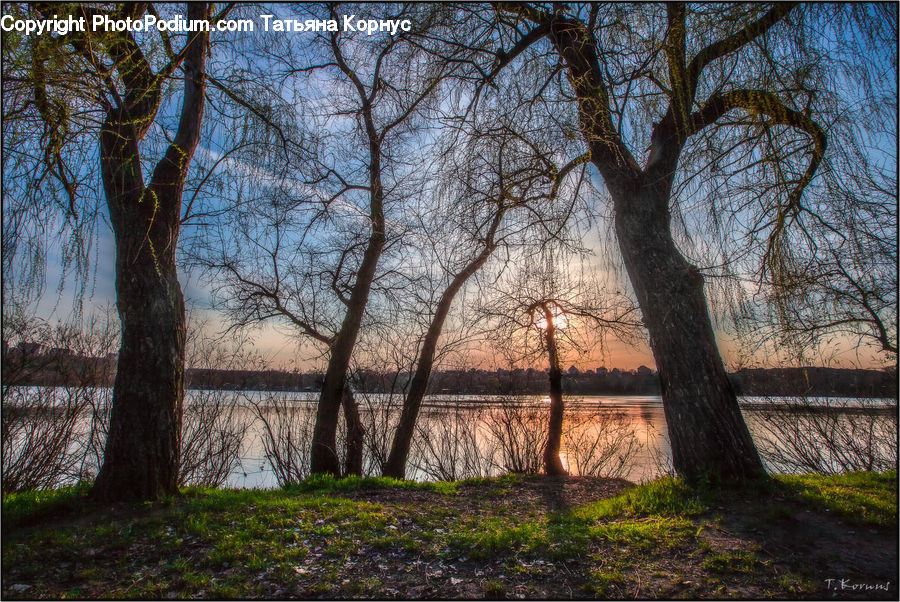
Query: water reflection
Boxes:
[{"xmin": 224, "ymin": 394, "xmax": 896, "ymax": 489}]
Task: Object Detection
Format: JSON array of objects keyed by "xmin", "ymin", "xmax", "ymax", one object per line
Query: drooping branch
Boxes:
[
  {"xmin": 689, "ymin": 88, "xmax": 828, "ymax": 275},
  {"xmin": 686, "ymin": 3, "xmax": 798, "ymax": 95}
]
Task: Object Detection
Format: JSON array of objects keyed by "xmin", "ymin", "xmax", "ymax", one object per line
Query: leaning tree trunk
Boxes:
[
  {"xmin": 541, "ymin": 305, "xmax": 568, "ymax": 476},
  {"xmin": 309, "ymin": 241, "xmax": 383, "ymax": 475},
  {"xmin": 611, "ymin": 180, "xmax": 766, "ymax": 483},
  {"xmin": 310, "ymin": 101, "xmax": 386, "ymax": 476},
  {"xmin": 529, "ymin": 8, "xmax": 767, "ymax": 484},
  {"xmin": 383, "ymin": 239, "xmax": 498, "ymax": 479},
  {"xmin": 310, "ymin": 210, "xmax": 385, "ymax": 476}
]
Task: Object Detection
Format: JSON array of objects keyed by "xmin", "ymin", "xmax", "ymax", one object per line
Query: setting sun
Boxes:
[{"xmin": 534, "ymin": 305, "xmax": 568, "ymax": 330}]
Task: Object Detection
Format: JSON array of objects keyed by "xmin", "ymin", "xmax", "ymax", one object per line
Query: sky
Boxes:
[
  {"xmin": 7, "ymin": 2, "xmax": 897, "ymax": 374},
  {"xmin": 32, "ymin": 222, "xmax": 890, "ymax": 374}
]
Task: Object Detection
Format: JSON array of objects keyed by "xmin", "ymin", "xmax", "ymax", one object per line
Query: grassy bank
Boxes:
[{"xmin": 2, "ymin": 471, "xmax": 896, "ymax": 599}]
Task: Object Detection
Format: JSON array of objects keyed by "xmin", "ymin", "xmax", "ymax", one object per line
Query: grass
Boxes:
[
  {"xmin": 575, "ymin": 476, "xmax": 709, "ymax": 519},
  {"xmin": 2, "ymin": 482, "xmax": 94, "ymax": 527},
  {"xmin": 2, "ymin": 470, "xmax": 896, "ymax": 599},
  {"xmin": 775, "ymin": 470, "xmax": 897, "ymax": 527}
]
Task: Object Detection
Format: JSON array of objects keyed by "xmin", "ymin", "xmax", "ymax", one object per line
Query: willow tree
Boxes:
[
  {"xmin": 6, "ymin": 3, "xmax": 213, "ymax": 500},
  {"xmin": 487, "ymin": 2, "xmax": 876, "ymax": 482}
]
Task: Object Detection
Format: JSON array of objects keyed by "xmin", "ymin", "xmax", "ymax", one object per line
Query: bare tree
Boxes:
[
  {"xmin": 482, "ymin": 245, "xmax": 639, "ymax": 476},
  {"xmin": 382, "ymin": 84, "xmax": 592, "ymax": 478},
  {"xmin": 197, "ymin": 4, "xmax": 468, "ymax": 476}
]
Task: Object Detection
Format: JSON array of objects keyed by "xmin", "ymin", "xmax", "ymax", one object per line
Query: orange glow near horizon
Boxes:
[{"xmin": 243, "ymin": 323, "xmax": 893, "ymax": 374}]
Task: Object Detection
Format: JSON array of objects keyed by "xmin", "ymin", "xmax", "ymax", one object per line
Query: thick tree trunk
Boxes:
[
  {"xmin": 91, "ymin": 5, "xmax": 208, "ymax": 501},
  {"xmin": 92, "ymin": 118, "xmax": 187, "ymax": 501},
  {"xmin": 542, "ymin": 307, "xmax": 568, "ymax": 476},
  {"xmin": 341, "ymin": 387, "xmax": 365, "ymax": 477},
  {"xmin": 611, "ymin": 180, "xmax": 766, "ymax": 483},
  {"xmin": 517, "ymin": 6, "xmax": 768, "ymax": 484},
  {"xmin": 92, "ymin": 221, "xmax": 186, "ymax": 501}
]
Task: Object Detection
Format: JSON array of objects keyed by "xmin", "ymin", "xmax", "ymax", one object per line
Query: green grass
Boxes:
[
  {"xmin": 3, "ymin": 471, "xmax": 896, "ymax": 599},
  {"xmin": 2, "ymin": 483, "xmax": 93, "ymax": 527},
  {"xmin": 283, "ymin": 473, "xmax": 459, "ymax": 495},
  {"xmin": 702, "ymin": 551, "xmax": 763, "ymax": 574},
  {"xmin": 575, "ymin": 476, "xmax": 709, "ymax": 519},
  {"xmin": 775, "ymin": 470, "xmax": 897, "ymax": 527}
]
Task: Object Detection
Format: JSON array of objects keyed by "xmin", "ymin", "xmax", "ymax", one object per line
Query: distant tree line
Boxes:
[{"xmin": 5, "ymin": 343, "xmax": 895, "ymax": 399}]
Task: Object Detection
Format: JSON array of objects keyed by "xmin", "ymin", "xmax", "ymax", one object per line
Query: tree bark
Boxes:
[
  {"xmin": 541, "ymin": 305, "xmax": 568, "ymax": 476},
  {"xmin": 310, "ymin": 157, "xmax": 385, "ymax": 475},
  {"xmin": 611, "ymin": 179, "xmax": 766, "ymax": 483},
  {"xmin": 91, "ymin": 5, "xmax": 209, "ymax": 501},
  {"xmin": 341, "ymin": 387, "xmax": 365, "ymax": 477},
  {"xmin": 531, "ymin": 12, "xmax": 767, "ymax": 484},
  {"xmin": 309, "ymin": 53, "xmax": 387, "ymax": 475}
]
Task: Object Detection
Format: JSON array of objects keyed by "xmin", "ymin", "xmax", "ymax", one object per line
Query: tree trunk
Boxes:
[
  {"xmin": 91, "ymin": 5, "xmax": 208, "ymax": 501},
  {"xmin": 310, "ymin": 91, "xmax": 387, "ymax": 475},
  {"xmin": 611, "ymin": 179, "xmax": 766, "ymax": 483},
  {"xmin": 520, "ymin": 7, "xmax": 767, "ymax": 484},
  {"xmin": 383, "ymin": 242, "xmax": 497, "ymax": 479},
  {"xmin": 341, "ymin": 387, "xmax": 365, "ymax": 477},
  {"xmin": 92, "ymin": 118, "xmax": 187, "ymax": 501},
  {"xmin": 310, "ymin": 221, "xmax": 385, "ymax": 476},
  {"xmin": 542, "ymin": 306, "xmax": 568, "ymax": 476},
  {"xmin": 92, "ymin": 220, "xmax": 186, "ymax": 500}
]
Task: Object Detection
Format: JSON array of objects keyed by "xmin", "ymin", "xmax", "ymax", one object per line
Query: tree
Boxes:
[
  {"xmin": 488, "ymin": 2, "xmax": 885, "ymax": 482},
  {"xmin": 482, "ymin": 246, "xmax": 639, "ymax": 476},
  {"xmin": 199, "ymin": 3, "xmax": 463, "ymax": 476},
  {"xmin": 382, "ymin": 95, "xmax": 591, "ymax": 478},
  {"xmin": 532, "ymin": 299, "xmax": 567, "ymax": 475},
  {"xmin": 5, "ymin": 2, "xmax": 212, "ymax": 500}
]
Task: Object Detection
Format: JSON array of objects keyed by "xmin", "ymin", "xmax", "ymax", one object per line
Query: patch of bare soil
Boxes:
[
  {"xmin": 347, "ymin": 475, "xmax": 633, "ymax": 516},
  {"xmin": 706, "ymin": 499, "xmax": 898, "ymax": 600}
]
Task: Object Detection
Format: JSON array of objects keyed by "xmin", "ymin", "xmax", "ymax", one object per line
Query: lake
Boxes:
[
  {"xmin": 3, "ymin": 387, "xmax": 895, "ymax": 490},
  {"xmin": 214, "ymin": 392, "xmax": 897, "ymax": 488}
]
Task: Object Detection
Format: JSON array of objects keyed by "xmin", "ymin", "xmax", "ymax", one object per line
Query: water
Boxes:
[
  {"xmin": 4, "ymin": 388, "xmax": 895, "ymax": 489},
  {"xmin": 220, "ymin": 393, "xmax": 897, "ymax": 488}
]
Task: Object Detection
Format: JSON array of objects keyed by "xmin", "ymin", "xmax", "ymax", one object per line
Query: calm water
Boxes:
[
  {"xmin": 5, "ymin": 388, "xmax": 895, "ymax": 489},
  {"xmin": 216, "ymin": 393, "xmax": 897, "ymax": 488}
]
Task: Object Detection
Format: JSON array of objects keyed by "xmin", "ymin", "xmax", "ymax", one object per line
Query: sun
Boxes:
[{"xmin": 534, "ymin": 304, "xmax": 568, "ymax": 330}]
